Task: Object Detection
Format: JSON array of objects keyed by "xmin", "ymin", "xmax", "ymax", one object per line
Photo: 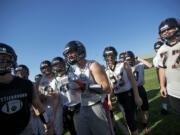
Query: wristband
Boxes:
[{"xmin": 39, "ymin": 111, "xmax": 49, "ymax": 124}]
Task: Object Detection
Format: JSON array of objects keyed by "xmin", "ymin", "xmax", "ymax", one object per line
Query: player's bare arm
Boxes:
[
  {"xmin": 136, "ymin": 56, "xmax": 153, "ymax": 68},
  {"xmin": 90, "ymin": 61, "xmax": 112, "ymax": 94},
  {"xmin": 124, "ymin": 62, "xmax": 143, "ymax": 107},
  {"xmin": 158, "ymin": 68, "xmax": 167, "ymax": 97}
]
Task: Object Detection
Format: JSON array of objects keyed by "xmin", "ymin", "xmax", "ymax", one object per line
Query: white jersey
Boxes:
[
  {"xmin": 38, "ymin": 75, "xmax": 63, "ymax": 135},
  {"xmin": 38, "ymin": 75, "xmax": 55, "ymax": 102},
  {"xmin": 153, "ymin": 54, "xmax": 161, "ymax": 68},
  {"xmin": 131, "ymin": 62, "xmax": 145, "ymax": 86},
  {"xmin": 105, "ymin": 62, "xmax": 132, "ymax": 94},
  {"xmin": 50, "ymin": 72, "xmax": 81, "ymax": 107},
  {"xmin": 156, "ymin": 41, "xmax": 180, "ymax": 98},
  {"xmin": 75, "ymin": 60, "xmax": 104, "ymax": 106}
]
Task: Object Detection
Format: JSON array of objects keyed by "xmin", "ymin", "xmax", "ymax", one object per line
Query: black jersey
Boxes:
[{"xmin": 0, "ymin": 77, "xmax": 33, "ymax": 135}]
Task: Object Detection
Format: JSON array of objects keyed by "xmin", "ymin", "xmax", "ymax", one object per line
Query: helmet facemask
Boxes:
[
  {"xmin": 51, "ymin": 59, "xmax": 66, "ymax": 76},
  {"xmin": 119, "ymin": 52, "xmax": 126, "ymax": 62},
  {"xmin": 125, "ymin": 51, "xmax": 135, "ymax": 66},
  {"xmin": 15, "ymin": 66, "xmax": 29, "ymax": 79},
  {"xmin": 40, "ymin": 62, "xmax": 52, "ymax": 76},
  {"xmin": 104, "ymin": 51, "xmax": 117, "ymax": 69},
  {"xmin": 0, "ymin": 53, "xmax": 16, "ymax": 75}
]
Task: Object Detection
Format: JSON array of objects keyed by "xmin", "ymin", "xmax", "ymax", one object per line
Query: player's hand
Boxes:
[
  {"xmin": 69, "ymin": 80, "xmax": 87, "ymax": 91},
  {"xmin": 135, "ymin": 96, "xmax": 143, "ymax": 107},
  {"xmin": 108, "ymin": 100, "xmax": 113, "ymax": 110},
  {"xmin": 160, "ymin": 87, "xmax": 167, "ymax": 97}
]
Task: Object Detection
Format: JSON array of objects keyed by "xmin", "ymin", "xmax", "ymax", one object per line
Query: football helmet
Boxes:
[
  {"xmin": 154, "ymin": 41, "xmax": 164, "ymax": 52},
  {"xmin": 63, "ymin": 40, "xmax": 86, "ymax": 65},
  {"xmin": 51, "ymin": 57, "xmax": 66, "ymax": 75},
  {"xmin": 159, "ymin": 18, "xmax": 179, "ymax": 43},
  {"xmin": 119, "ymin": 52, "xmax": 126, "ymax": 62},
  {"xmin": 34, "ymin": 74, "xmax": 42, "ymax": 83},
  {"xmin": 125, "ymin": 51, "xmax": 135, "ymax": 66},
  {"xmin": 103, "ymin": 46, "xmax": 118, "ymax": 69},
  {"xmin": 0, "ymin": 43, "xmax": 17, "ymax": 75},
  {"xmin": 15, "ymin": 64, "xmax": 29, "ymax": 79},
  {"xmin": 103, "ymin": 46, "xmax": 117, "ymax": 60}
]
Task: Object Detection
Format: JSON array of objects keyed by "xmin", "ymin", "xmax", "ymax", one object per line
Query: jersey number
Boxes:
[{"xmin": 160, "ymin": 50, "xmax": 180, "ymax": 69}]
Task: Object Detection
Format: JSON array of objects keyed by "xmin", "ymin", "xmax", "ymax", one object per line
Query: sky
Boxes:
[{"xmin": 0, "ymin": 0, "xmax": 179, "ymax": 81}]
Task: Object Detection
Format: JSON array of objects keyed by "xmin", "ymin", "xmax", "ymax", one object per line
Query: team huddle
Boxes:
[{"xmin": 0, "ymin": 17, "xmax": 179, "ymax": 135}]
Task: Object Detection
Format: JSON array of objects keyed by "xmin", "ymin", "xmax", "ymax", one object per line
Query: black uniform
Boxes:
[{"xmin": 0, "ymin": 77, "xmax": 33, "ymax": 135}]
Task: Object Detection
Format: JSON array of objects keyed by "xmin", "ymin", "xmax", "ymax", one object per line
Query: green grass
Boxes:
[
  {"xmin": 143, "ymin": 68, "xmax": 180, "ymax": 135},
  {"xmin": 114, "ymin": 68, "xmax": 180, "ymax": 135}
]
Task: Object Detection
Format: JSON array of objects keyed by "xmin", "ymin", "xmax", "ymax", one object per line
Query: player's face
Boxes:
[
  {"xmin": 0, "ymin": 54, "xmax": 12, "ymax": 71},
  {"xmin": 52, "ymin": 61, "xmax": 65, "ymax": 73},
  {"xmin": 66, "ymin": 50, "xmax": 78, "ymax": 64},
  {"xmin": 35, "ymin": 75, "xmax": 42, "ymax": 83},
  {"xmin": 105, "ymin": 53, "xmax": 116, "ymax": 66},
  {"xmin": 160, "ymin": 27, "xmax": 177, "ymax": 41},
  {"xmin": 40, "ymin": 65, "xmax": 52, "ymax": 76},
  {"xmin": 125, "ymin": 56, "xmax": 135, "ymax": 66},
  {"xmin": 15, "ymin": 69, "xmax": 28, "ymax": 79}
]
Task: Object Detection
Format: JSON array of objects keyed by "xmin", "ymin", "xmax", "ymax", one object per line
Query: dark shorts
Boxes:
[
  {"xmin": 116, "ymin": 90, "xmax": 137, "ymax": 132},
  {"xmin": 138, "ymin": 85, "xmax": 149, "ymax": 111},
  {"xmin": 168, "ymin": 95, "xmax": 180, "ymax": 117}
]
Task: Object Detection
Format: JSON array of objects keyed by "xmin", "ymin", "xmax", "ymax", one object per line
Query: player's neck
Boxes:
[{"xmin": 77, "ymin": 59, "xmax": 86, "ymax": 69}]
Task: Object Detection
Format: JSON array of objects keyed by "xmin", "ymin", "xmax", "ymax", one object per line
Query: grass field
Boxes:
[{"xmin": 114, "ymin": 68, "xmax": 180, "ymax": 135}]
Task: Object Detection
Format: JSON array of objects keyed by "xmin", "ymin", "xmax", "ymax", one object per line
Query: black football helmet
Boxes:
[
  {"xmin": 103, "ymin": 46, "xmax": 117, "ymax": 60},
  {"xmin": 154, "ymin": 41, "xmax": 164, "ymax": 52},
  {"xmin": 119, "ymin": 52, "xmax": 126, "ymax": 62},
  {"xmin": 15, "ymin": 64, "xmax": 29, "ymax": 79},
  {"xmin": 103, "ymin": 46, "xmax": 118, "ymax": 69},
  {"xmin": 63, "ymin": 40, "xmax": 86, "ymax": 65},
  {"xmin": 0, "ymin": 43, "xmax": 17, "ymax": 75},
  {"xmin": 34, "ymin": 74, "xmax": 42, "ymax": 83},
  {"xmin": 51, "ymin": 57, "xmax": 66, "ymax": 75},
  {"xmin": 159, "ymin": 18, "xmax": 179, "ymax": 43},
  {"xmin": 125, "ymin": 51, "xmax": 135, "ymax": 66}
]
